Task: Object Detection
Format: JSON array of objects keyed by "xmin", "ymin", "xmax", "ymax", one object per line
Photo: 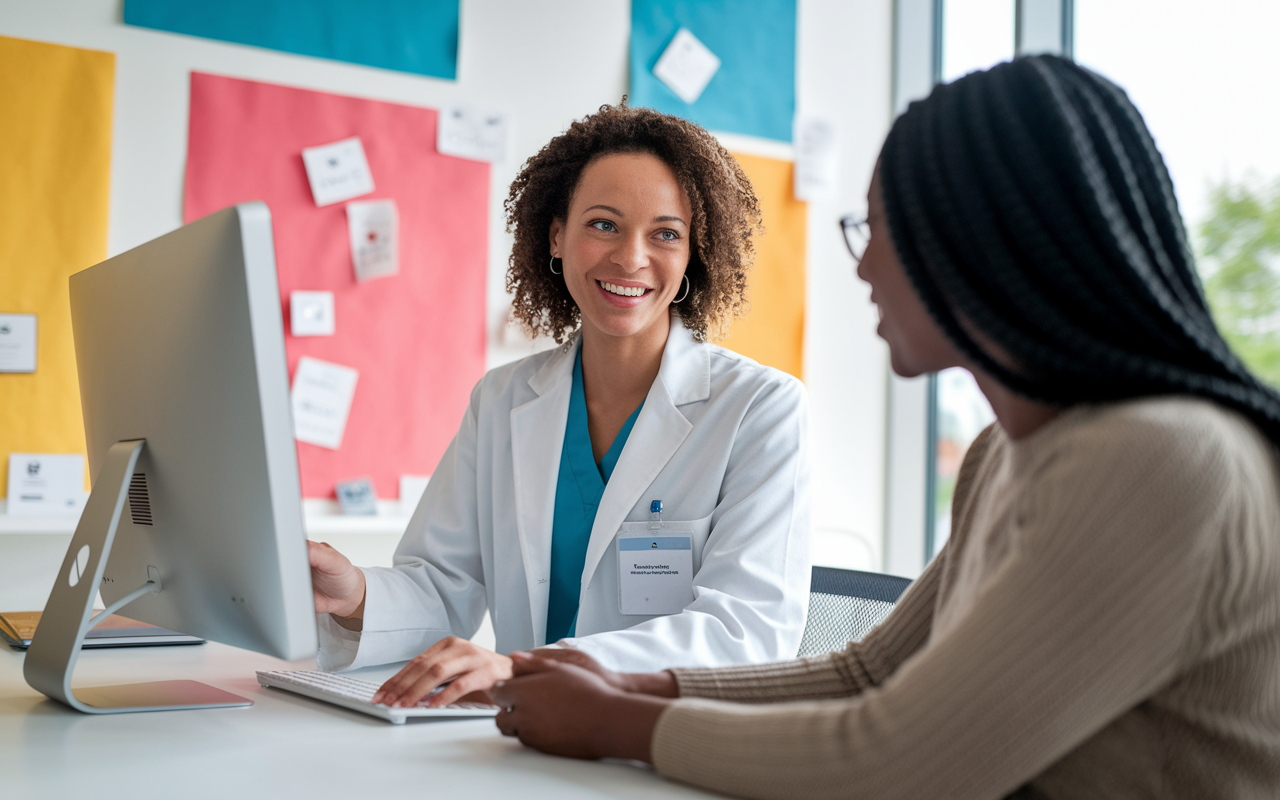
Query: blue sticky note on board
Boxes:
[
  {"xmin": 630, "ymin": 0, "xmax": 796, "ymax": 143},
  {"xmin": 124, "ymin": 0, "xmax": 459, "ymax": 80}
]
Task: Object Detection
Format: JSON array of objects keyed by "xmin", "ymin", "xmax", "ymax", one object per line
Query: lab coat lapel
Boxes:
[
  {"xmin": 510, "ymin": 339, "xmax": 578, "ymax": 645},
  {"xmin": 580, "ymin": 322, "xmax": 709, "ymax": 589}
]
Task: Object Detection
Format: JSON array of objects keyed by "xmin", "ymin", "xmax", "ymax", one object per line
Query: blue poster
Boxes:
[
  {"xmin": 630, "ymin": 0, "xmax": 796, "ymax": 143},
  {"xmin": 124, "ymin": 0, "xmax": 459, "ymax": 80}
]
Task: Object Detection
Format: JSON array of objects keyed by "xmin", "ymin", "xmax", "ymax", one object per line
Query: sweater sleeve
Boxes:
[
  {"xmin": 650, "ymin": 407, "xmax": 1234, "ymax": 800},
  {"xmin": 669, "ymin": 550, "xmax": 941, "ymax": 703},
  {"xmin": 666, "ymin": 423, "xmax": 1000, "ymax": 704}
]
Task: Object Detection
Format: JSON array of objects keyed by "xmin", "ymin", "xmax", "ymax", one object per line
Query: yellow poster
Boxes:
[
  {"xmin": 0, "ymin": 36, "xmax": 114, "ymax": 497},
  {"xmin": 717, "ymin": 151, "xmax": 807, "ymax": 380}
]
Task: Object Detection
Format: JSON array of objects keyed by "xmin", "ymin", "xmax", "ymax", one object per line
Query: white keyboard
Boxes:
[{"xmin": 256, "ymin": 670, "xmax": 499, "ymax": 724}]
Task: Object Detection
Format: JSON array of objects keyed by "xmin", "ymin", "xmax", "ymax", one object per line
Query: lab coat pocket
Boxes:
[{"xmin": 615, "ymin": 513, "xmax": 712, "ymax": 616}]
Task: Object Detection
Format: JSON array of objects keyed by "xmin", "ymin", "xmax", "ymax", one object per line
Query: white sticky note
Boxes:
[
  {"xmin": 399, "ymin": 474, "xmax": 430, "ymax": 515},
  {"xmin": 335, "ymin": 477, "xmax": 378, "ymax": 516},
  {"xmin": 301, "ymin": 136, "xmax": 375, "ymax": 207},
  {"xmin": 0, "ymin": 313, "xmax": 37, "ymax": 373},
  {"xmin": 7, "ymin": 453, "xmax": 86, "ymax": 517},
  {"xmin": 652, "ymin": 28, "xmax": 721, "ymax": 105},
  {"xmin": 291, "ymin": 356, "xmax": 359, "ymax": 450},
  {"xmin": 346, "ymin": 199, "xmax": 399, "ymax": 283},
  {"xmin": 437, "ymin": 102, "xmax": 509, "ymax": 163},
  {"xmin": 290, "ymin": 291, "xmax": 335, "ymax": 337},
  {"xmin": 793, "ymin": 115, "xmax": 841, "ymax": 202}
]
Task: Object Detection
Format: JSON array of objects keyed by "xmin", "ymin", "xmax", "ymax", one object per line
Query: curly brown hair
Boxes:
[{"xmin": 503, "ymin": 101, "xmax": 762, "ymax": 344}]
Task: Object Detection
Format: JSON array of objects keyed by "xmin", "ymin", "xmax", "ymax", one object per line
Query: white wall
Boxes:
[{"xmin": 0, "ymin": 0, "xmax": 895, "ymax": 575}]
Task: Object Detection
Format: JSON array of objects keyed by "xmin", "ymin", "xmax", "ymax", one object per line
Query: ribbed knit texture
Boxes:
[{"xmin": 652, "ymin": 397, "xmax": 1280, "ymax": 799}]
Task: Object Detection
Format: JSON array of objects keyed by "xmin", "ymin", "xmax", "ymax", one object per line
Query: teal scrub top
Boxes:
[{"xmin": 545, "ymin": 348, "xmax": 644, "ymax": 644}]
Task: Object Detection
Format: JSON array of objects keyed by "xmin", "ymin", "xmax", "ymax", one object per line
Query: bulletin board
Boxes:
[
  {"xmin": 0, "ymin": 36, "xmax": 114, "ymax": 498},
  {"xmin": 716, "ymin": 152, "xmax": 808, "ymax": 380},
  {"xmin": 183, "ymin": 73, "xmax": 489, "ymax": 499}
]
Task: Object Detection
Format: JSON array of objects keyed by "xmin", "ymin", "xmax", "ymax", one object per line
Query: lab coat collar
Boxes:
[
  {"xmin": 579, "ymin": 316, "xmax": 709, "ymax": 597},
  {"xmin": 657, "ymin": 314, "xmax": 711, "ymax": 406},
  {"xmin": 513, "ymin": 316, "xmax": 711, "ymax": 645},
  {"xmin": 511, "ymin": 338, "xmax": 579, "ymax": 645}
]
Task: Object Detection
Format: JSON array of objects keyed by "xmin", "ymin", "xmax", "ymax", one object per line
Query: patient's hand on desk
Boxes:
[
  {"xmin": 518, "ymin": 648, "xmax": 679, "ymax": 697},
  {"xmin": 308, "ymin": 541, "xmax": 366, "ymax": 625},
  {"xmin": 371, "ymin": 637, "xmax": 513, "ymax": 709},
  {"xmin": 491, "ymin": 652, "xmax": 675, "ymax": 761}
]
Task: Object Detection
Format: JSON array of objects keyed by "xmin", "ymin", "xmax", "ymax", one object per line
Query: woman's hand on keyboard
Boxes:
[{"xmin": 371, "ymin": 637, "xmax": 512, "ymax": 709}]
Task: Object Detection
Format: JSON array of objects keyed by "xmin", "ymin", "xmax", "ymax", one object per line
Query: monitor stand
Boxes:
[{"xmin": 23, "ymin": 439, "xmax": 252, "ymax": 714}]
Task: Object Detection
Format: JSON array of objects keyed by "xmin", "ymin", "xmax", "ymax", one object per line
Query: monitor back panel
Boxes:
[{"xmin": 68, "ymin": 203, "xmax": 316, "ymax": 660}]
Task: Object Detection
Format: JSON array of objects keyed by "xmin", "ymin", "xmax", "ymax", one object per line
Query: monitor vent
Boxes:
[{"xmin": 128, "ymin": 473, "xmax": 153, "ymax": 526}]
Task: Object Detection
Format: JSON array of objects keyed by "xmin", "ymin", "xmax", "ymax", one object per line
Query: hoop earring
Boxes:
[
  {"xmin": 672, "ymin": 275, "xmax": 690, "ymax": 304},
  {"xmin": 548, "ymin": 256, "xmax": 562, "ymax": 275}
]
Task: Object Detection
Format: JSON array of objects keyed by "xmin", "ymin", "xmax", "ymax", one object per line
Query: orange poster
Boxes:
[
  {"xmin": 0, "ymin": 36, "xmax": 114, "ymax": 497},
  {"xmin": 717, "ymin": 152, "xmax": 807, "ymax": 380}
]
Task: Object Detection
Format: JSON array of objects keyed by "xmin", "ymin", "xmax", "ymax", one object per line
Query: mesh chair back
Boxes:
[{"xmin": 797, "ymin": 566, "xmax": 912, "ymax": 657}]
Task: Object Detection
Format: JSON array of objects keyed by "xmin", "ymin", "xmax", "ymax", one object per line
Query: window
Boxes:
[
  {"xmin": 1075, "ymin": 0, "xmax": 1280, "ymax": 388},
  {"xmin": 928, "ymin": 0, "xmax": 1012, "ymax": 559}
]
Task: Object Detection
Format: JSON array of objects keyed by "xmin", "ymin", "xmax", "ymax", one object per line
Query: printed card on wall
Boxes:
[{"xmin": 184, "ymin": 73, "xmax": 489, "ymax": 498}]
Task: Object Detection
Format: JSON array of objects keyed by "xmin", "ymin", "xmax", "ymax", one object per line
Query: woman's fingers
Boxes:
[
  {"xmin": 374, "ymin": 648, "xmax": 456, "ymax": 706},
  {"xmin": 374, "ymin": 638, "xmax": 512, "ymax": 707}
]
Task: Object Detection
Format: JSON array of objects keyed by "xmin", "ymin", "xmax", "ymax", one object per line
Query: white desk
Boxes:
[{"xmin": 0, "ymin": 642, "xmax": 711, "ymax": 799}]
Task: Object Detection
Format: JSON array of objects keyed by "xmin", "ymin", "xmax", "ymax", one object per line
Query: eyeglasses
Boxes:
[{"xmin": 839, "ymin": 214, "xmax": 870, "ymax": 264}]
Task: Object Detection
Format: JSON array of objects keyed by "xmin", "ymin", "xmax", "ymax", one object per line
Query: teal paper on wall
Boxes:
[
  {"xmin": 630, "ymin": 0, "xmax": 796, "ymax": 143},
  {"xmin": 124, "ymin": 0, "xmax": 459, "ymax": 80}
]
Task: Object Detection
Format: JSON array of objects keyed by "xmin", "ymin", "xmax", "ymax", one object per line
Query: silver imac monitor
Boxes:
[{"xmin": 24, "ymin": 202, "xmax": 318, "ymax": 714}]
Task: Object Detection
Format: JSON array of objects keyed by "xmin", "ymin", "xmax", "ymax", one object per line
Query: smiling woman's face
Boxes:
[{"xmin": 549, "ymin": 153, "xmax": 693, "ymax": 343}]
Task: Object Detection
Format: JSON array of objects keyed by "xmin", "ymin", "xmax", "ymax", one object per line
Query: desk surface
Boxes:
[{"xmin": 0, "ymin": 641, "xmax": 710, "ymax": 799}]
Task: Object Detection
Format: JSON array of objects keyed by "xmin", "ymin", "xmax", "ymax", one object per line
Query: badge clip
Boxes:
[{"xmin": 649, "ymin": 500, "xmax": 665, "ymax": 530}]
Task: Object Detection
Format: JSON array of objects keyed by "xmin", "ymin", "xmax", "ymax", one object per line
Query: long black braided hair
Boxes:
[{"xmin": 879, "ymin": 54, "xmax": 1280, "ymax": 442}]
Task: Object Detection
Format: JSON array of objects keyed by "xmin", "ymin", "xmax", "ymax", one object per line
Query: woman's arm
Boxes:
[
  {"xmin": 498, "ymin": 408, "xmax": 1235, "ymax": 800},
  {"xmin": 315, "ymin": 382, "xmax": 488, "ymax": 673}
]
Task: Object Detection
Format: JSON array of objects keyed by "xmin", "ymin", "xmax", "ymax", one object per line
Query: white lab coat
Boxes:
[{"xmin": 318, "ymin": 319, "xmax": 811, "ymax": 673}]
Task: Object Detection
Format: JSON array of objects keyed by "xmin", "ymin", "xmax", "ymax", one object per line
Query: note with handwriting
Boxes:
[
  {"xmin": 0, "ymin": 313, "xmax": 36, "ymax": 372},
  {"xmin": 793, "ymin": 115, "xmax": 840, "ymax": 201},
  {"xmin": 302, "ymin": 136, "xmax": 375, "ymax": 207},
  {"xmin": 291, "ymin": 356, "xmax": 358, "ymax": 450},
  {"xmin": 437, "ymin": 102, "xmax": 508, "ymax": 163},
  {"xmin": 346, "ymin": 199, "xmax": 399, "ymax": 282}
]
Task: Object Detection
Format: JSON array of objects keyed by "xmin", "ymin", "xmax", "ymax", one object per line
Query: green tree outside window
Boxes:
[{"xmin": 1198, "ymin": 178, "xmax": 1280, "ymax": 388}]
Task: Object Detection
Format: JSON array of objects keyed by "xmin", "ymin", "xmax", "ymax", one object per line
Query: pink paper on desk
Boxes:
[{"xmin": 185, "ymin": 72, "xmax": 488, "ymax": 498}]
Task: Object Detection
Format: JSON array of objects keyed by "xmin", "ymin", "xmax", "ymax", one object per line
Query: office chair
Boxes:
[{"xmin": 796, "ymin": 566, "xmax": 913, "ymax": 657}]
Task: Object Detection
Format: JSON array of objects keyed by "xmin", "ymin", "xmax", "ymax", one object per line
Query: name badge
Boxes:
[{"xmin": 618, "ymin": 534, "xmax": 694, "ymax": 616}]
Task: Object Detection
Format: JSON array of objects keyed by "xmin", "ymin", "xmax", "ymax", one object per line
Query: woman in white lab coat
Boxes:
[{"xmin": 308, "ymin": 102, "xmax": 811, "ymax": 709}]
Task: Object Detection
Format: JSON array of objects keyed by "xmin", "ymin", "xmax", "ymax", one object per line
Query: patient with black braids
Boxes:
[{"xmin": 485, "ymin": 56, "xmax": 1280, "ymax": 800}]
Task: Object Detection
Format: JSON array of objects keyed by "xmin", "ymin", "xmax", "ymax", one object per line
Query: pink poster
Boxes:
[{"xmin": 185, "ymin": 72, "xmax": 488, "ymax": 499}]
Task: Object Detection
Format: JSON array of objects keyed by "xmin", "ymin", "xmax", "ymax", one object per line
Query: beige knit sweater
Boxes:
[{"xmin": 651, "ymin": 397, "xmax": 1280, "ymax": 799}]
